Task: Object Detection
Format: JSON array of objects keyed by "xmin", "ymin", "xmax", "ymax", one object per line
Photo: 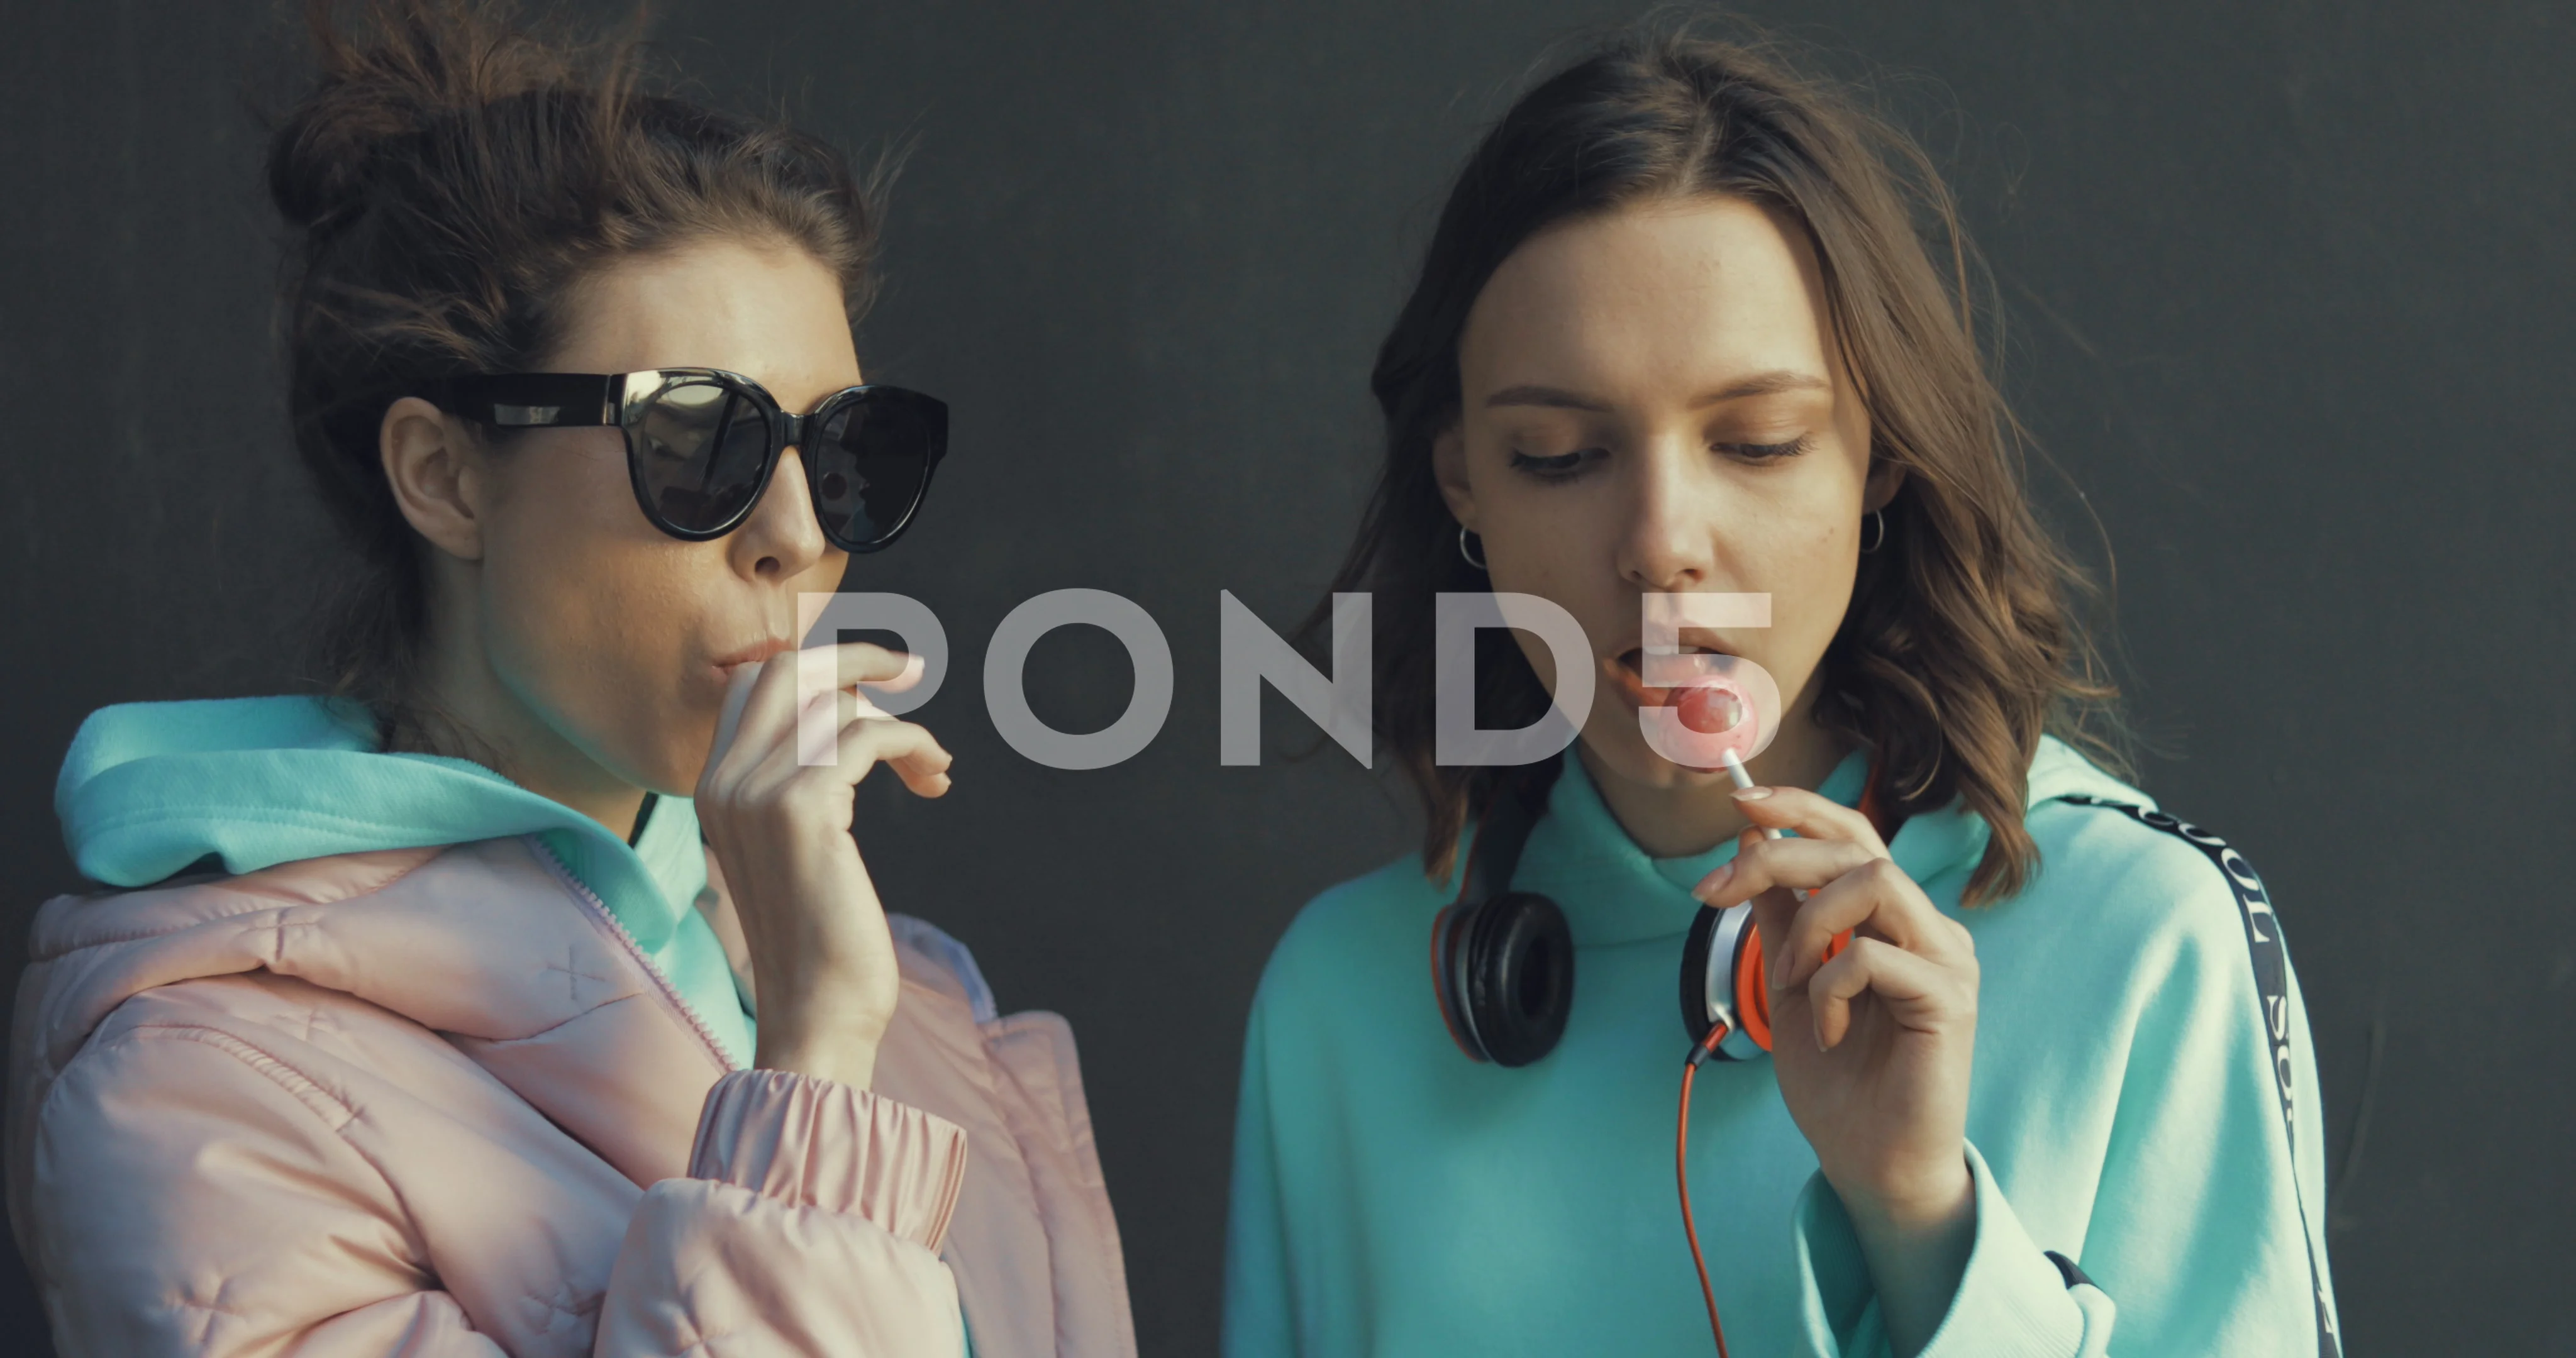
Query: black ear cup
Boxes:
[{"xmin": 1434, "ymin": 889, "xmax": 1575, "ymax": 1067}]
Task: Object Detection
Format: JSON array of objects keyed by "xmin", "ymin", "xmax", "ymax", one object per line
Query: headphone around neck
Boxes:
[{"xmin": 1431, "ymin": 752, "xmax": 1898, "ymax": 1068}]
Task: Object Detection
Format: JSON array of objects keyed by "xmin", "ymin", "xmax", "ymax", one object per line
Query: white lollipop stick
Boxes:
[{"xmin": 1720, "ymin": 748, "xmax": 1787, "ymax": 842}]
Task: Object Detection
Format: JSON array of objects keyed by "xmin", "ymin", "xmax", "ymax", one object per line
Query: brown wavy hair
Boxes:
[
  {"xmin": 268, "ymin": 0, "xmax": 889, "ymax": 753},
  {"xmin": 1311, "ymin": 23, "xmax": 2126, "ymax": 907}
]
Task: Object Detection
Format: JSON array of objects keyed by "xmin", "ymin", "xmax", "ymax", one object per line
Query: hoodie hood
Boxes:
[
  {"xmin": 1518, "ymin": 734, "xmax": 2154, "ymax": 949},
  {"xmin": 1847, "ymin": 730, "xmax": 2158, "ymax": 892},
  {"xmin": 50, "ymin": 695, "xmax": 750, "ymax": 1063}
]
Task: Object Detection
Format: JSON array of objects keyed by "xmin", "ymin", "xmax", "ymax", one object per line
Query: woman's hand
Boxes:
[
  {"xmin": 694, "ymin": 643, "xmax": 952, "ymax": 1091},
  {"xmin": 1693, "ymin": 785, "xmax": 1979, "ymax": 1355}
]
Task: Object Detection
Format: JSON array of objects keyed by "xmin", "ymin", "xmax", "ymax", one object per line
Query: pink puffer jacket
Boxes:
[{"xmin": 4, "ymin": 833, "xmax": 1136, "ymax": 1357}]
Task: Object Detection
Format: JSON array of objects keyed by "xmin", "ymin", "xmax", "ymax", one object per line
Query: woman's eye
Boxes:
[
  {"xmin": 1714, "ymin": 434, "xmax": 1813, "ymax": 461},
  {"xmin": 1507, "ymin": 448, "xmax": 1605, "ymax": 480}
]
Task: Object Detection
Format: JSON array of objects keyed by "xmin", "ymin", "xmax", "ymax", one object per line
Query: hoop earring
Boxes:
[
  {"xmin": 1458, "ymin": 524, "xmax": 1489, "ymax": 571},
  {"xmin": 1858, "ymin": 509, "xmax": 1887, "ymax": 555}
]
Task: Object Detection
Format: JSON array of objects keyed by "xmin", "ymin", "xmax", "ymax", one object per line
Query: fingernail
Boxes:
[
  {"xmin": 1814, "ymin": 1021, "xmax": 1828, "ymax": 1051},
  {"xmin": 1731, "ymin": 786, "xmax": 1773, "ymax": 801},
  {"xmin": 1696, "ymin": 863, "xmax": 1733, "ymax": 899}
]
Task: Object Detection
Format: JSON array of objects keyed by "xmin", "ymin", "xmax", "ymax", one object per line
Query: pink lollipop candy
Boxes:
[
  {"xmin": 1636, "ymin": 651, "xmax": 1782, "ymax": 771},
  {"xmin": 1678, "ymin": 684, "xmax": 1747, "ymax": 737}
]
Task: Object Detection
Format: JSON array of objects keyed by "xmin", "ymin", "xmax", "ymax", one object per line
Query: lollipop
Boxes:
[
  {"xmin": 1677, "ymin": 685, "xmax": 1748, "ymax": 739},
  {"xmin": 1636, "ymin": 649, "xmax": 1781, "ymax": 775}
]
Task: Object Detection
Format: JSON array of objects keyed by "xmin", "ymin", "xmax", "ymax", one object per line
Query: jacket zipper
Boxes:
[{"xmin": 527, "ymin": 834, "xmax": 741, "ymax": 1073}]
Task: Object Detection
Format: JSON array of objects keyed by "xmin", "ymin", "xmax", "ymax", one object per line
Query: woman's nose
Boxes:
[
  {"xmin": 733, "ymin": 443, "xmax": 835, "ymax": 577},
  {"xmin": 1616, "ymin": 438, "xmax": 1716, "ymax": 591}
]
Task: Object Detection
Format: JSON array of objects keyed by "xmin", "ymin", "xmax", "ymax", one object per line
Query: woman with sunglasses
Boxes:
[
  {"xmin": 6, "ymin": 5, "xmax": 1132, "ymax": 1355},
  {"xmin": 1224, "ymin": 26, "xmax": 2337, "ymax": 1358}
]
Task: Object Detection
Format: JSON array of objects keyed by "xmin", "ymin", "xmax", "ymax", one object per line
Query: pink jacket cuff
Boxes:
[{"xmin": 689, "ymin": 1069, "xmax": 969, "ymax": 1252}]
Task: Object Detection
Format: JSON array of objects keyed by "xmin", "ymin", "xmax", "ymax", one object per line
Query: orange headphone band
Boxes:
[{"xmin": 1682, "ymin": 754, "xmax": 1894, "ymax": 1057}]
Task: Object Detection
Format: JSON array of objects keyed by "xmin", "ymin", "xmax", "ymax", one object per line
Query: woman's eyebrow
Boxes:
[
  {"xmin": 1482, "ymin": 369, "xmax": 1829, "ymax": 411},
  {"xmin": 1483, "ymin": 384, "xmax": 1612, "ymax": 412},
  {"xmin": 1692, "ymin": 370, "xmax": 1830, "ymax": 404}
]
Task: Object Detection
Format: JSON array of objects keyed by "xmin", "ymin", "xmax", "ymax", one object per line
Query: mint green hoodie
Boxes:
[
  {"xmin": 1223, "ymin": 736, "xmax": 2338, "ymax": 1356},
  {"xmin": 53, "ymin": 695, "xmax": 754, "ymax": 1065}
]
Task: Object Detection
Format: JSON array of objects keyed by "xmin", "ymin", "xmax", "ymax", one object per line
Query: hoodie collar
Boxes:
[
  {"xmin": 53, "ymin": 695, "xmax": 741, "ymax": 1059},
  {"xmin": 1510, "ymin": 734, "xmax": 2141, "ymax": 949}
]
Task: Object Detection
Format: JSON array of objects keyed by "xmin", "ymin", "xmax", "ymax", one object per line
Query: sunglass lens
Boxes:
[
  {"xmin": 633, "ymin": 378, "xmax": 772, "ymax": 534},
  {"xmin": 812, "ymin": 390, "xmax": 945, "ymax": 551}
]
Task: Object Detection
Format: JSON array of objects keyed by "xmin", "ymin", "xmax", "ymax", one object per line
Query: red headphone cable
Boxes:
[{"xmin": 1678, "ymin": 1024, "xmax": 1733, "ymax": 1357}]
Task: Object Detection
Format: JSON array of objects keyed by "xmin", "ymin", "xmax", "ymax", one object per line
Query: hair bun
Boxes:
[
  {"xmin": 267, "ymin": 80, "xmax": 427, "ymax": 231},
  {"xmin": 265, "ymin": 1, "xmax": 578, "ymax": 232}
]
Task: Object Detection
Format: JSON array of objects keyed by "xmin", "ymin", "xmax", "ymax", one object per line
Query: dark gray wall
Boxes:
[{"xmin": 3, "ymin": 1, "xmax": 2568, "ymax": 1353}]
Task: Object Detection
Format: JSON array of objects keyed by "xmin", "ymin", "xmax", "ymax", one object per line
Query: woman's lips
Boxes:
[
  {"xmin": 710, "ymin": 637, "xmax": 794, "ymax": 675},
  {"xmin": 1606, "ymin": 647, "xmax": 1765, "ymax": 770},
  {"xmin": 1604, "ymin": 650, "xmax": 1660, "ymax": 707},
  {"xmin": 1602, "ymin": 645, "xmax": 1733, "ymax": 709}
]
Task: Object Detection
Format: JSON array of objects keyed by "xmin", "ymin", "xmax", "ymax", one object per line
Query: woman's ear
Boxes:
[
  {"xmin": 1431, "ymin": 422, "xmax": 1479, "ymax": 533},
  {"xmin": 380, "ymin": 397, "xmax": 489, "ymax": 562},
  {"xmin": 1862, "ymin": 456, "xmax": 1907, "ymax": 514}
]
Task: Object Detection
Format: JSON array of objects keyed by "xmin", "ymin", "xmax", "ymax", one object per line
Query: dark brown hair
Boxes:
[
  {"xmin": 270, "ymin": 0, "xmax": 887, "ymax": 751},
  {"xmin": 1317, "ymin": 23, "xmax": 2125, "ymax": 907}
]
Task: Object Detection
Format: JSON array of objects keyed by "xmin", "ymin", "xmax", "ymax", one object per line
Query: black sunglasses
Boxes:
[{"xmin": 430, "ymin": 369, "xmax": 949, "ymax": 553}]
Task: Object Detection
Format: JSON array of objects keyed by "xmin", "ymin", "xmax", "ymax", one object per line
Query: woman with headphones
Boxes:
[
  {"xmin": 1224, "ymin": 26, "xmax": 2338, "ymax": 1358},
  {"xmin": 6, "ymin": 4, "xmax": 1131, "ymax": 1355}
]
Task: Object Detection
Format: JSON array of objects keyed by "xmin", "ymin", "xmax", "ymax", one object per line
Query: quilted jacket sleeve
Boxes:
[{"xmin": 28, "ymin": 1024, "xmax": 969, "ymax": 1357}]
